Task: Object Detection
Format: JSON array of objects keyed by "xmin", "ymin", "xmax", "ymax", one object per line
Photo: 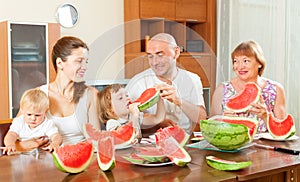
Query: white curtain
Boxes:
[{"xmin": 217, "ymin": 0, "xmax": 300, "ymax": 134}]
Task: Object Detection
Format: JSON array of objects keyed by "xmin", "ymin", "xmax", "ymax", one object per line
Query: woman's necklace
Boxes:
[{"xmin": 55, "ymin": 81, "xmax": 73, "ymax": 102}]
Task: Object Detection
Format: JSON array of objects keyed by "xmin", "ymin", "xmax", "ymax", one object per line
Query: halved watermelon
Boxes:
[
  {"xmin": 206, "ymin": 155, "xmax": 252, "ymax": 171},
  {"xmin": 134, "ymin": 87, "xmax": 160, "ymax": 111},
  {"xmin": 155, "ymin": 125, "xmax": 190, "ymax": 146},
  {"xmin": 158, "ymin": 137, "xmax": 191, "ymax": 167},
  {"xmin": 267, "ymin": 113, "xmax": 296, "ymax": 140},
  {"xmin": 97, "ymin": 132, "xmax": 115, "ymax": 171},
  {"xmin": 52, "ymin": 142, "xmax": 93, "ymax": 173},
  {"xmin": 84, "ymin": 122, "xmax": 136, "ymax": 149},
  {"xmin": 225, "ymin": 82, "xmax": 261, "ymax": 113},
  {"xmin": 200, "ymin": 119, "xmax": 250, "ymax": 150},
  {"xmin": 209, "ymin": 115, "xmax": 258, "ymax": 139},
  {"xmin": 134, "ymin": 146, "xmax": 168, "ymax": 162}
]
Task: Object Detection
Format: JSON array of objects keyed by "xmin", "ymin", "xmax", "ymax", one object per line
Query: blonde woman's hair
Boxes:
[
  {"xmin": 97, "ymin": 84, "xmax": 123, "ymax": 124},
  {"xmin": 231, "ymin": 40, "xmax": 266, "ymax": 76},
  {"xmin": 20, "ymin": 88, "xmax": 49, "ymax": 111}
]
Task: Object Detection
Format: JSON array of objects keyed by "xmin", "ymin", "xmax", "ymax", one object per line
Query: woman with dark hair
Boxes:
[
  {"xmin": 210, "ymin": 40, "xmax": 287, "ymax": 133},
  {"xmin": 38, "ymin": 36, "xmax": 101, "ymax": 144}
]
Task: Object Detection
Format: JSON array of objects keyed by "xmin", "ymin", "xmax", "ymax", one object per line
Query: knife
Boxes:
[{"xmin": 254, "ymin": 143, "xmax": 300, "ymax": 155}]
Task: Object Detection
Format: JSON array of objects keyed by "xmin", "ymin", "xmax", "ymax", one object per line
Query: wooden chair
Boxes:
[{"xmin": 0, "ymin": 119, "xmax": 12, "ymax": 151}]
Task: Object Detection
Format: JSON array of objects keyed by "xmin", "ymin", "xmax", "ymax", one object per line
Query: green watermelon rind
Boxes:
[
  {"xmin": 52, "ymin": 143, "xmax": 94, "ymax": 174},
  {"xmin": 122, "ymin": 156, "xmax": 146, "ymax": 164},
  {"xmin": 206, "ymin": 155, "xmax": 252, "ymax": 171},
  {"xmin": 136, "ymin": 153, "xmax": 168, "ymax": 163},
  {"xmin": 209, "ymin": 115, "xmax": 259, "ymax": 139},
  {"xmin": 200, "ymin": 119, "xmax": 250, "ymax": 150},
  {"xmin": 267, "ymin": 114, "xmax": 296, "ymax": 140},
  {"xmin": 225, "ymin": 82, "xmax": 262, "ymax": 113},
  {"xmin": 138, "ymin": 90, "xmax": 160, "ymax": 111}
]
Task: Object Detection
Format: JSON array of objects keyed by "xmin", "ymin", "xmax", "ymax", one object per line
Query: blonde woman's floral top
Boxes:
[{"xmin": 222, "ymin": 80, "xmax": 277, "ymax": 132}]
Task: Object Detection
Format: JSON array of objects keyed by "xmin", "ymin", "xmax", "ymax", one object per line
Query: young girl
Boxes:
[{"xmin": 98, "ymin": 84, "xmax": 165, "ymax": 137}]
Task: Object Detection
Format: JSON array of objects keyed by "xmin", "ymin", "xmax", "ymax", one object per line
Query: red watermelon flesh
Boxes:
[
  {"xmin": 83, "ymin": 123, "xmax": 102, "ymax": 141},
  {"xmin": 111, "ymin": 122, "xmax": 136, "ymax": 148},
  {"xmin": 155, "ymin": 125, "xmax": 190, "ymax": 146},
  {"xmin": 225, "ymin": 82, "xmax": 261, "ymax": 113},
  {"xmin": 52, "ymin": 142, "xmax": 93, "ymax": 173},
  {"xmin": 97, "ymin": 132, "xmax": 115, "ymax": 171},
  {"xmin": 267, "ymin": 114, "xmax": 296, "ymax": 139},
  {"xmin": 134, "ymin": 87, "xmax": 157, "ymax": 103},
  {"xmin": 209, "ymin": 115, "xmax": 258, "ymax": 138}
]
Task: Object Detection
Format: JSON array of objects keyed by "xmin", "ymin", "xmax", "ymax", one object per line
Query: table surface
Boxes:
[{"xmin": 1, "ymin": 137, "xmax": 300, "ymax": 182}]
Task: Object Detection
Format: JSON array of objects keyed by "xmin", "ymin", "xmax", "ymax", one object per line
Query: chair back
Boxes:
[{"xmin": 0, "ymin": 119, "xmax": 12, "ymax": 154}]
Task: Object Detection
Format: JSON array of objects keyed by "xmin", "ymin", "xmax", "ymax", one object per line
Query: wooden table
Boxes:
[{"xmin": 0, "ymin": 138, "xmax": 300, "ymax": 182}]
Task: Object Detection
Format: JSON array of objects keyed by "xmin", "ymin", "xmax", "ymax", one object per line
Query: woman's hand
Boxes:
[
  {"xmin": 223, "ymin": 110, "xmax": 238, "ymax": 117},
  {"xmin": 248, "ymin": 102, "xmax": 268, "ymax": 121}
]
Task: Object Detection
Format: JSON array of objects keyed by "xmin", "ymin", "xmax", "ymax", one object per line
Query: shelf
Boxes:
[{"xmin": 124, "ymin": 0, "xmax": 216, "ymax": 105}]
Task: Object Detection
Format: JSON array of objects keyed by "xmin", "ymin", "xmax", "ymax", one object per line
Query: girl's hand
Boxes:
[{"xmin": 129, "ymin": 102, "xmax": 140, "ymax": 117}]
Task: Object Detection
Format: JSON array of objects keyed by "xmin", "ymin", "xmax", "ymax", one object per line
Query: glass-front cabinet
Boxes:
[
  {"xmin": 10, "ymin": 23, "xmax": 48, "ymax": 117},
  {"xmin": 0, "ymin": 21, "xmax": 60, "ymax": 120}
]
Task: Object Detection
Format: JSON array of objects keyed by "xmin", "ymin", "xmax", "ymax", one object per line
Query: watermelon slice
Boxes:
[
  {"xmin": 225, "ymin": 82, "xmax": 262, "ymax": 113},
  {"xmin": 84, "ymin": 122, "xmax": 136, "ymax": 149},
  {"xmin": 267, "ymin": 113, "xmax": 296, "ymax": 140},
  {"xmin": 97, "ymin": 132, "xmax": 115, "ymax": 171},
  {"xmin": 122, "ymin": 153, "xmax": 147, "ymax": 164},
  {"xmin": 134, "ymin": 146, "xmax": 168, "ymax": 163},
  {"xmin": 209, "ymin": 115, "xmax": 258, "ymax": 139},
  {"xmin": 155, "ymin": 125, "xmax": 190, "ymax": 146},
  {"xmin": 110, "ymin": 122, "xmax": 136, "ymax": 149},
  {"xmin": 134, "ymin": 87, "xmax": 160, "ymax": 111},
  {"xmin": 52, "ymin": 142, "xmax": 93, "ymax": 173},
  {"xmin": 206, "ymin": 155, "xmax": 252, "ymax": 171},
  {"xmin": 158, "ymin": 137, "xmax": 191, "ymax": 167}
]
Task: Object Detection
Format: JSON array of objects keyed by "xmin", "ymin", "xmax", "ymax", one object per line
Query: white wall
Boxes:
[
  {"xmin": 0, "ymin": 0, "xmax": 125, "ymax": 80},
  {"xmin": 217, "ymin": 0, "xmax": 300, "ymax": 134}
]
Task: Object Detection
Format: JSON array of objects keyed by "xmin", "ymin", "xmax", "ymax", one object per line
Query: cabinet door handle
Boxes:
[
  {"xmin": 150, "ymin": 17, "xmax": 165, "ymax": 20},
  {"xmin": 186, "ymin": 18, "xmax": 198, "ymax": 22},
  {"xmin": 191, "ymin": 55, "xmax": 202, "ymax": 59}
]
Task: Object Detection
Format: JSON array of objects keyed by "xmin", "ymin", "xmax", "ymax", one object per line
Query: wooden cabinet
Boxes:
[
  {"xmin": 124, "ymin": 0, "xmax": 216, "ymax": 97},
  {"xmin": 0, "ymin": 21, "xmax": 60, "ymax": 120},
  {"xmin": 140, "ymin": 0, "xmax": 175, "ymax": 20},
  {"xmin": 176, "ymin": 0, "xmax": 207, "ymax": 22}
]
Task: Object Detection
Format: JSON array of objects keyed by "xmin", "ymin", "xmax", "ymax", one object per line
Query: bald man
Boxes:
[{"xmin": 126, "ymin": 33, "xmax": 207, "ymax": 134}]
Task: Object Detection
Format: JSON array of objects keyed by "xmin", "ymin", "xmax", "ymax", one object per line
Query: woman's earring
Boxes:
[{"xmin": 258, "ymin": 65, "xmax": 262, "ymax": 68}]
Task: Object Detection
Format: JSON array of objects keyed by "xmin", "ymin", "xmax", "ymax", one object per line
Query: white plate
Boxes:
[
  {"xmin": 256, "ymin": 133, "xmax": 299, "ymax": 141},
  {"xmin": 115, "ymin": 144, "xmax": 133, "ymax": 150},
  {"xmin": 131, "ymin": 161, "xmax": 174, "ymax": 167}
]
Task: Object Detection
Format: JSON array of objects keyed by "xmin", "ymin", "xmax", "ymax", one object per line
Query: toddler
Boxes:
[{"xmin": 3, "ymin": 88, "xmax": 62, "ymax": 155}]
